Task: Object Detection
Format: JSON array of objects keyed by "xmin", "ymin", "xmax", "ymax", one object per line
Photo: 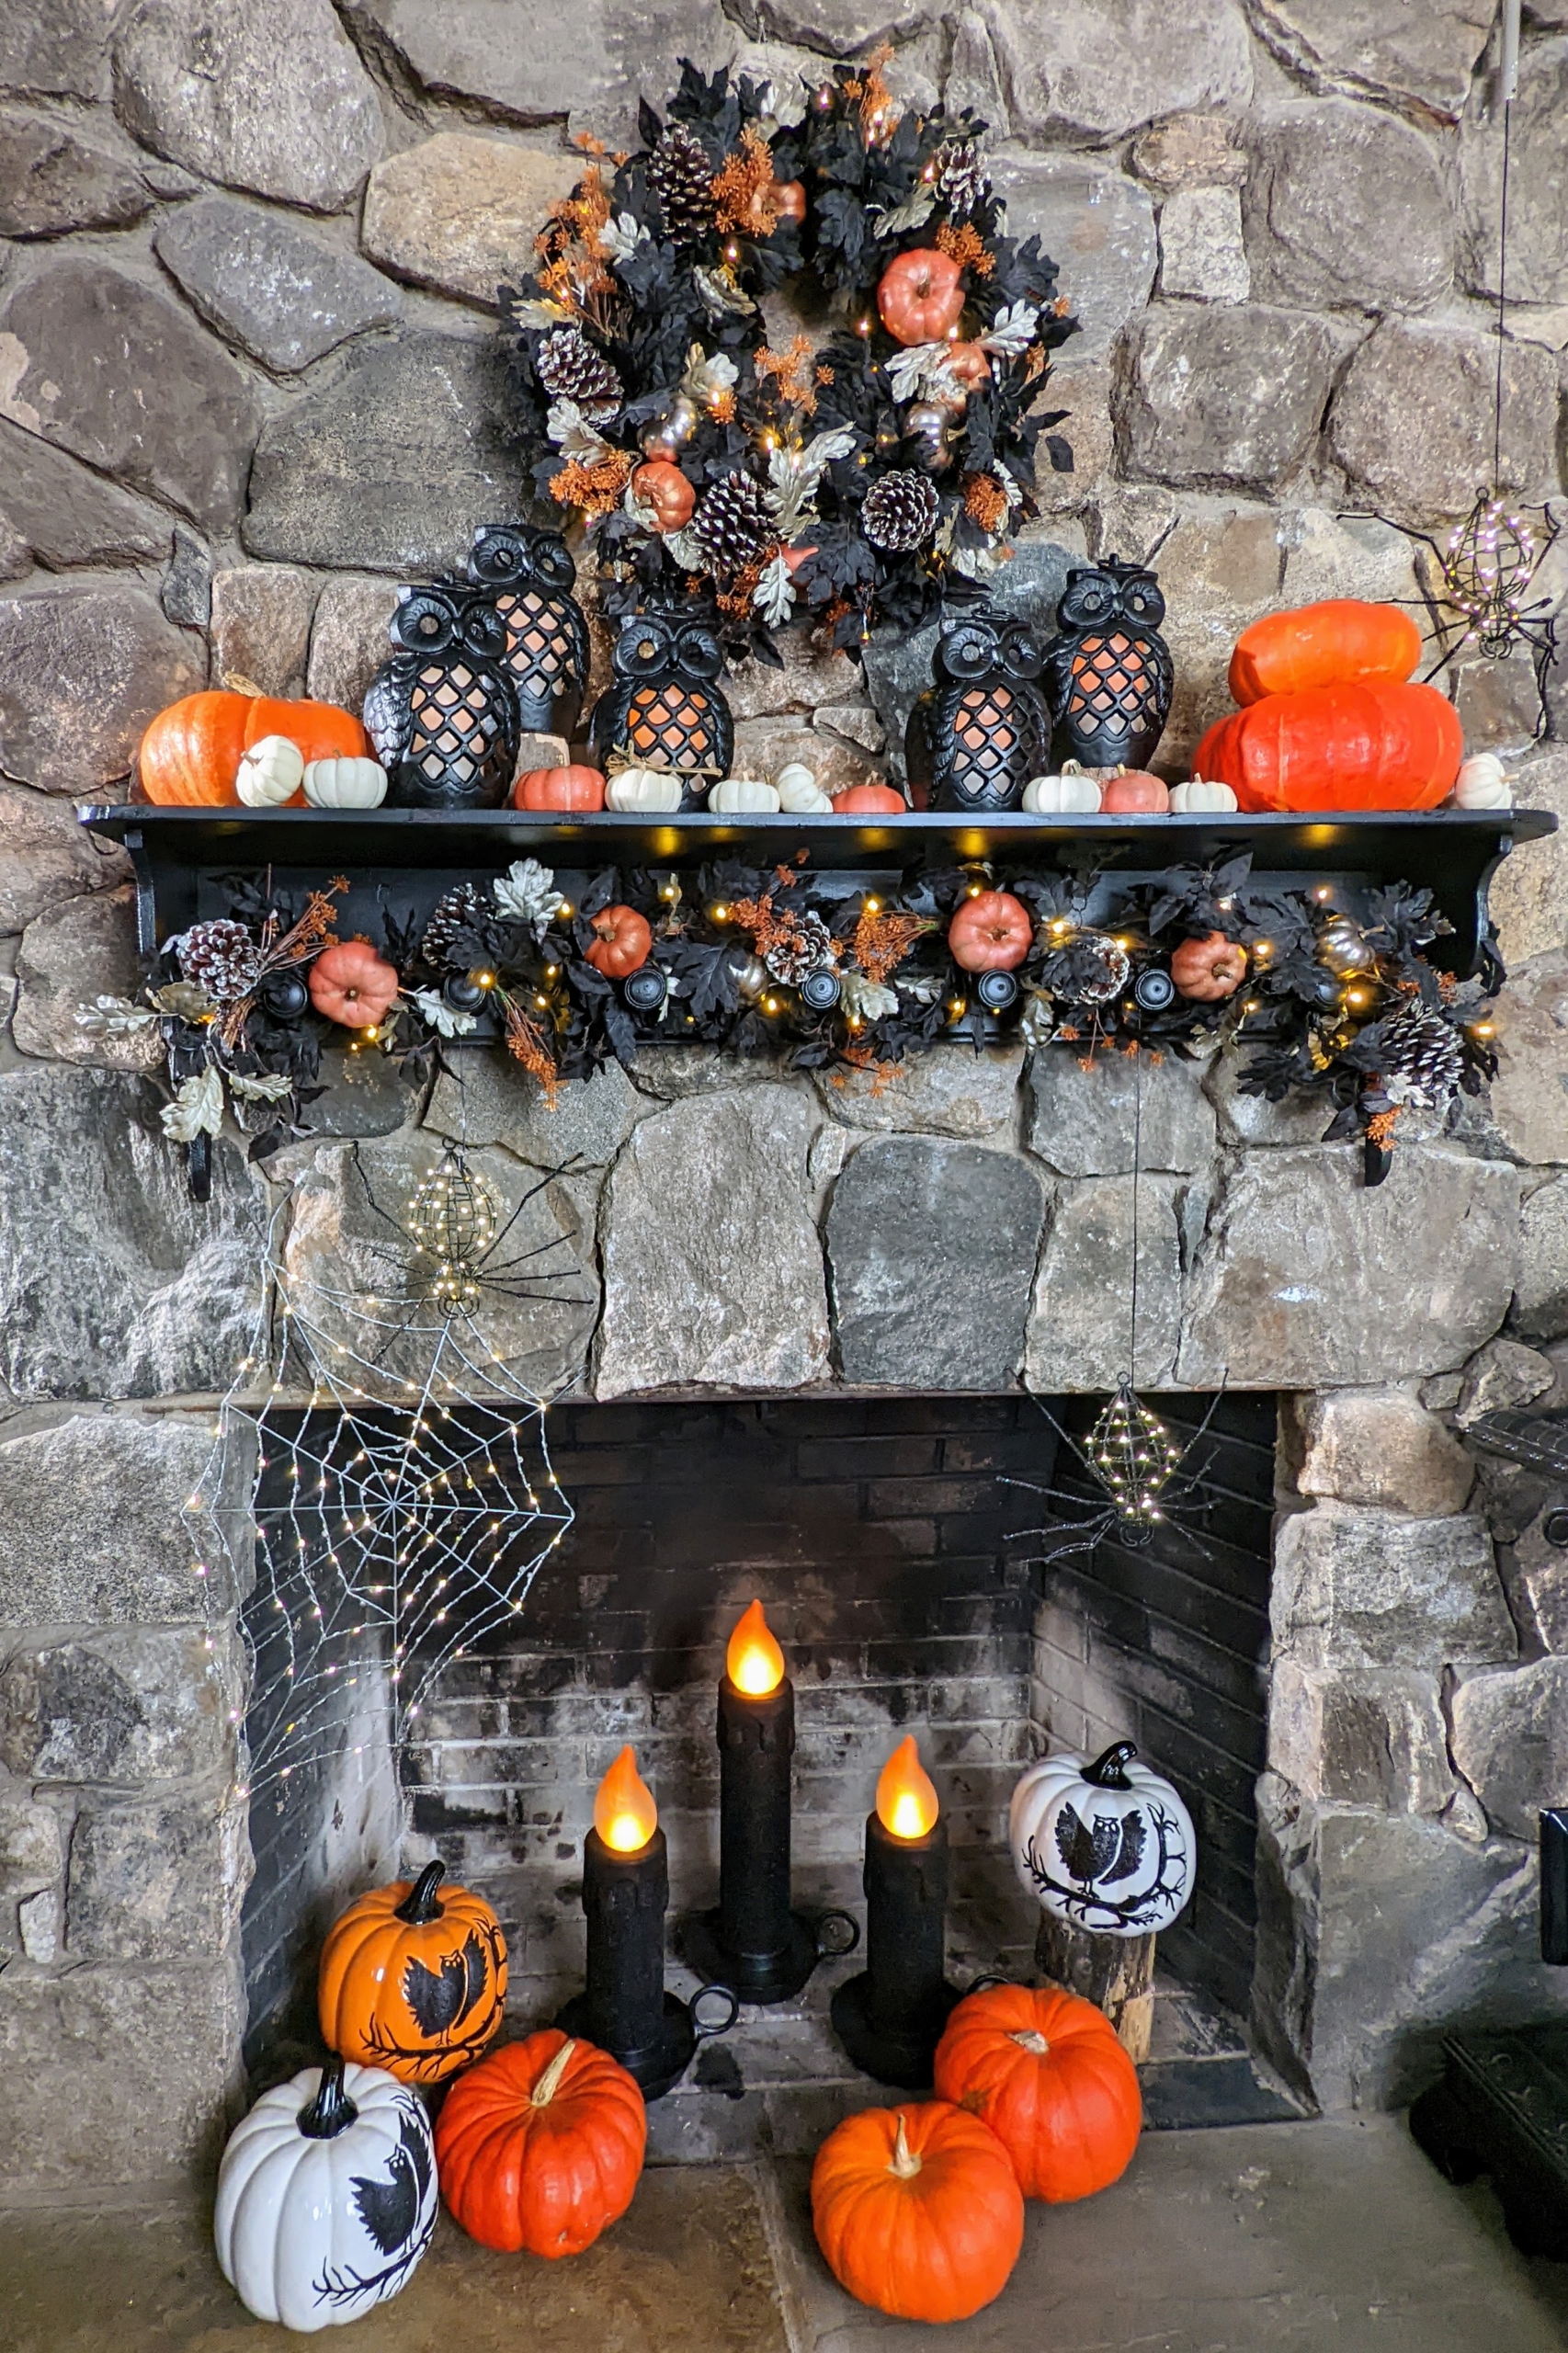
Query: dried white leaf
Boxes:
[
  {"xmin": 680, "ymin": 345, "xmax": 739, "ymax": 404},
  {"xmin": 160, "ymin": 1065, "xmax": 224, "ymax": 1143},
  {"xmin": 227, "ymin": 1070, "xmax": 294, "ymax": 1102},
  {"xmin": 546, "ymin": 399, "xmax": 614, "ymax": 458},
  {"xmin": 601, "ymin": 212, "xmax": 650, "ymax": 263},
  {"xmin": 513, "ymin": 297, "xmax": 573, "ymax": 330},
  {"xmin": 897, "ymin": 974, "xmax": 942, "ymax": 1006},
  {"xmin": 663, "ymin": 524, "xmax": 709, "ymax": 572},
  {"xmin": 494, "ymin": 857, "xmax": 565, "ymax": 933},
  {"xmin": 147, "ymin": 980, "xmax": 217, "ymax": 1022},
  {"xmin": 870, "ymin": 188, "xmax": 936, "ymax": 236},
  {"xmin": 74, "ymin": 993, "xmax": 157, "ymax": 1038},
  {"xmin": 693, "ymin": 265, "xmax": 756, "ymax": 318},
  {"xmin": 841, "ymin": 972, "xmax": 899, "ymax": 1022},
  {"xmin": 409, "ymin": 987, "xmax": 479, "ymax": 1039},
  {"xmin": 884, "ymin": 341, "xmax": 955, "ymax": 404},
  {"xmin": 754, "ymin": 551, "xmax": 797, "ymax": 628},
  {"xmin": 981, "ymin": 301, "xmax": 1039, "ymax": 358},
  {"xmin": 1020, "ymin": 992, "xmax": 1054, "ymax": 1047},
  {"xmin": 769, "ymin": 426, "xmax": 856, "ymax": 536}
]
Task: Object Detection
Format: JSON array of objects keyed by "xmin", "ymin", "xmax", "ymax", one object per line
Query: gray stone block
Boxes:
[
  {"xmin": 13, "ymin": 886, "xmax": 160, "ymax": 1071},
  {"xmin": 304, "ymin": 572, "xmax": 403, "ymax": 709},
  {"xmin": 66, "ymin": 1787, "xmax": 248, "ymax": 1962},
  {"xmin": 597, "ymin": 1087, "xmax": 829, "ymax": 1396},
  {"xmin": 426, "ymin": 1053, "xmax": 642, "ymax": 1168},
  {"xmin": 244, "ymin": 332, "xmax": 528, "ymax": 574},
  {"xmin": 292, "ymin": 1047, "xmax": 415, "ymax": 1140},
  {"xmin": 0, "ymin": 106, "xmax": 151, "ymax": 236},
  {"xmin": 1329, "ymin": 320, "xmax": 1562, "ymax": 529},
  {"xmin": 1460, "ymin": 36, "xmax": 1568, "ymax": 306},
  {"xmin": 0, "ymin": 1628, "xmax": 244, "ymax": 1786},
  {"xmin": 155, "ymin": 195, "xmax": 401, "ymax": 372},
  {"xmin": 989, "ymin": 153, "xmax": 1155, "ymax": 360},
  {"xmin": 1485, "ymin": 954, "xmax": 1568, "ymax": 1167},
  {"xmin": 625, "ymin": 1046, "xmax": 791, "ymax": 1100},
  {"xmin": 1450, "ymin": 1655, "xmax": 1568, "ymax": 1841},
  {"xmin": 1158, "ymin": 185, "xmax": 1250, "ymax": 304},
  {"xmin": 1290, "ymin": 1388, "xmax": 1475, "ymax": 1518},
  {"xmin": 1243, "ymin": 100, "xmax": 1451, "ymax": 314},
  {"xmin": 0, "ymin": 417, "xmax": 169, "ymax": 573},
  {"xmin": 1028, "ymin": 1049, "xmax": 1215, "ymax": 1176},
  {"xmin": 1123, "ymin": 303, "xmax": 1337, "ymax": 494},
  {"xmin": 113, "ymin": 0, "xmax": 383, "ymax": 212},
  {"xmin": 362, "ymin": 133, "xmax": 581, "ymax": 311},
  {"xmin": 1269, "ymin": 1663, "xmax": 1453, "ymax": 1813},
  {"xmin": 0, "ymin": 1956, "xmax": 244, "ymax": 2188},
  {"xmin": 0, "ymin": 584, "xmax": 205, "ymax": 796},
  {"xmin": 1271, "ymin": 1504, "xmax": 1515, "ymax": 1671},
  {"xmin": 210, "ymin": 564, "xmax": 316, "ymax": 699},
  {"xmin": 0, "ymin": 1790, "xmax": 64, "ymax": 1961},
  {"xmin": 0, "ymin": 1067, "xmax": 267, "ymax": 1400},
  {"xmin": 1516, "ymin": 1173, "xmax": 1568, "ymax": 1341},
  {"xmin": 725, "ymin": 632, "xmax": 859, "ymax": 722},
  {"xmin": 1456, "ymin": 1336, "xmax": 1556, "ymax": 1423},
  {"xmin": 1249, "ymin": 0, "xmax": 1494, "ymax": 121},
  {"xmin": 1180, "ymin": 1146, "xmax": 1518, "ymax": 1387},
  {"xmin": 990, "ymin": 0, "xmax": 1252, "ymax": 141},
  {"xmin": 0, "ymin": 1413, "xmax": 238, "ymax": 1622},
  {"xmin": 0, "ymin": 0, "xmax": 118, "ymax": 98},
  {"xmin": 0, "ymin": 784, "xmax": 130, "ymax": 936},
  {"xmin": 1026, "ymin": 1174, "xmax": 1182, "ymax": 1390},
  {"xmin": 1488, "ymin": 748, "xmax": 1568, "ymax": 971},
  {"xmin": 827, "ymin": 1134, "xmax": 1045, "ymax": 1390},
  {"xmin": 815, "ymin": 1045, "xmax": 1023, "ymax": 1140},
  {"xmin": 0, "ymin": 256, "xmax": 260, "ymax": 531}
]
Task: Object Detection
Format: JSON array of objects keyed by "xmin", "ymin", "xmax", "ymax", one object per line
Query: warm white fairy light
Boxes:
[{"xmin": 1086, "ymin": 1385, "xmax": 1186, "ymax": 1531}]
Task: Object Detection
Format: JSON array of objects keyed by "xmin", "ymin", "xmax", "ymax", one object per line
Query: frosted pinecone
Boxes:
[
  {"xmin": 934, "ymin": 137, "xmax": 988, "ymax": 218},
  {"xmin": 649, "ymin": 123, "xmax": 716, "ymax": 243},
  {"xmin": 765, "ymin": 910, "xmax": 836, "ymax": 985},
  {"xmin": 1047, "ymin": 929, "xmax": 1130, "ymax": 1006},
  {"xmin": 177, "ymin": 919, "xmax": 260, "ymax": 1004},
  {"xmin": 534, "ymin": 325, "xmax": 623, "ymax": 417},
  {"xmin": 692, "ymin": 470, "xmax": 778, "ymax": 577},
  {"xmin": 421, "ymin": 883, "xmax": 490, "ymax": 969},
  {"xmin": 1375, "ymin": 1002, "xmax": 1465, "ymax": 1109},
  {"xmin": 862, "ymin": 469, "xmax": 941, "ymax": 554}
]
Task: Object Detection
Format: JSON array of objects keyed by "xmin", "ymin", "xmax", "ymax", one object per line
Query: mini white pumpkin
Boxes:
[
  {"xmin": 709, "ymin": 777, "xmax": 781, "ymax": 813},
  {"xmin": 302, "ymin": 756, "xmax": 388, "ymax": 810},
  {"xmin": 1022, "ymin": 767, "xmax": 1102, "ymax": 814},
  {"xmin": 606, "ymin": 766, "xmax": 684, "ymax": 812},
  {"xmin": 1168, "ymin": 775, "xmax": 1238, "ymax": 813},
  {"xmin": 774, "ymin": 761, "xmax": 833, "ymax": 813},
  {"xmin": 236, "ymin": 733, "xmax": 304, "ymax": 808},
  {"xmin": 1453, "ymin": 752, "xmax": 1511, "ymax": 809},
  {"xmin": 214, "ymin": 2055, "xmax": 437, "ymax": 2332},
  {"xmin": 1009, "ymin": 1739, "xmax": 1196, "ymax": 1938}
]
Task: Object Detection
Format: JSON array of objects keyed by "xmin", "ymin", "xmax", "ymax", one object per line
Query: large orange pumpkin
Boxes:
[
  {"xmin": 877, "ymin": 249, "xmax": 966, "ymax": 347},
  {"xmin": 1229, "ymin": 600, "xmax": 1421, "ymax": 706},
  {"xmin": 1192, "ymin": 680, "xmax": 1462, "ymax": 813},
  {"xmin": 318, "ymin": 1860, "xmax": 507, "ymax": 2083},
  {"xmin": 243, "ymin": 696, "xmax": 369, "ymax": 764},
  {"xmin": 513, "ymin": 764, "xmax": 607, "ymax": 812},
  {"xmin": 810, "ymin": 2101, "xmax": 1024, "ymax": 2325},
  {"xmin": 139, "ymin": 690, "xmax": 253, "ymax": 805},
  {"xmin": 933, "ymin": 1984, "xmax": 1142, "ymax": 2204},
  {"xmin": 435, "ymin": 2030, "xmax": 646, "ymax": 2257},
  {"xmin": 949, "ymin": 889, "xmax": 1033, "ymax": 972}
]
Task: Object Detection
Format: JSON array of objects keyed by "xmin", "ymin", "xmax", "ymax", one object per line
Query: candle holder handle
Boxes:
[
  {"xmin": 690, "ymin": 1983, "xmax": 741, "ymax": 2041},
  {"xmin": 813, "ymin": 1909, "xmax": 860, "ymax": 1960}
]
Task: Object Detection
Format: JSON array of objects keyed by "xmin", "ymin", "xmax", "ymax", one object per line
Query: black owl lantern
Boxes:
[
  {"xmin": 464, "ymin": 523, "xmax": 590, "ymax": 739},
  {"xmin": 905, "ymin": 611, "xmax": 1051, "ymax": 813},
  {"xmin": 588, "ymin": 610, "xmax": 734, "ymax": 807},
  {"xmin": 1042, "ymin": 554, "xmax": 1174, "ymax": 774},
  {"xmin": 364, "ymin": 588, "xmax": 520, "ymax": 811}
]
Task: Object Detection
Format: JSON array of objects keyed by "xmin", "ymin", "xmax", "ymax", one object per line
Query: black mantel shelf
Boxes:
[{"xmin": 80, "ymin": 804, "xmax": 1557, "ymax": 981}]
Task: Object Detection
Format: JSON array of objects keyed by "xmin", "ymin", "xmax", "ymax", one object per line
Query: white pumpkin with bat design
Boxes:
[
  {"xmin": 1009, "ymin": 1740, "xmax": 1195, "ymax": 1937},
  {"xmin": 214, "ymin": 2054, "xmax": 437, "ymax": 2330}
]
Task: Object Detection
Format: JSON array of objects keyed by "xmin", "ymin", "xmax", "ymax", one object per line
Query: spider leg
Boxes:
[{"xmin": 473, "ymin": 1156, "xmax": 586, "ymax": 1273}]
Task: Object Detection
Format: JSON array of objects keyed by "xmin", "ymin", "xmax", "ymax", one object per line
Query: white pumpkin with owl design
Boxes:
[{"xmin": 1009, "ymin": 1740, "xmax": 1196, "ymax": 1938}]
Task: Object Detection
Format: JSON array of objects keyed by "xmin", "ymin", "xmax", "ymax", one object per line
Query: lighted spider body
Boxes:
[
  {"xmin": 905, "ymin": 610, "xmax": 1051, "ymax": 813},
  {"xmin": 588, "ymin": 609, "xmax": 734, "ymax": 802},
  {"xmin": 1042, "ymin": 555, "xmax": 1174, "ymax": 773},
  {"xmin": 464, "ymin": 524, "xmax": 590, "ymax": 739},
  {"xmin": 365, "ymin": 588, "xmax": 519, "ymax": 810},
  {"xmin": 1005, "ymin": 1388, "xmax": 1226, "ymax": 1566},
  {"xmin": 1377, "ymin": 495, "xmax": 1561, "ymax": 707}
]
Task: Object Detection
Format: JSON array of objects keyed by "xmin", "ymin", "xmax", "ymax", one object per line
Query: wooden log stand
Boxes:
[{"xmin": 1035, "ymin": 1914, "xmax": 1156, "ymax": 2063}]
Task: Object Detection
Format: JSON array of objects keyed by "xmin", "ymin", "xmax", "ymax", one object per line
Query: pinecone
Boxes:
[
  {"xmin": 649, "ymin": 123, "xmax": 716, "ymax": 243},
  {"xmin": 422, "ymin": 883, "xmax": 490, "ymax": 970},
  {"xmin": 1045, "ymin": 930, "xmax": 1130, "ymax": 1006},
  {"xmin": 534, "ymin": 325, "xmax": 623, "ymax": 417},
  {"xmin": 177, "ymin": 919, "xmax": 260, "ymax": 1004},
  {"xmin": 934, "ymin": 137, "xmax": 989, "ymax": 219},
  {"xmin": 692, "ymin": 470, "xmax": 778, "ymax": 577},
  {"xmin": 764, "ymin": 910, "xmax": 836, "ymax": 985},
  {"xmin": 1375, "ymin": 1002, "xmax": 1465, "ymax": 1108},
  {"xmin": 862, "ymin": 469, "xmax": 941, "ymax": 554}
]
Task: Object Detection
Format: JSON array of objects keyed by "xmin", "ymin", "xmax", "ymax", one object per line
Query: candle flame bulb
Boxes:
[
  {"xmin": 727, "ymin": 1598, "xmax": 785, "ymax": 1696},
  {"xmin": 876, "ymin": 1735, "xmax": 939, "ymax": 1841},
  {"xmin": 595, "ymin": 1744, "xmax": 657, "ymax": 1852}
]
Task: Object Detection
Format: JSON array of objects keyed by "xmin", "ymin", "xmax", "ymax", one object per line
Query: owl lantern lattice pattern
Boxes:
[
  {"xmin": 906, "ymin": 611, "xmax": 1051, "ymax": 812},
  {"xmin": 464, "ymin": 524, "xmax": 590, "ymax": 737},
  {"xmin": 589, "ymin": 609, "xmax": 735, "ymax": 801},
  {"xmin": 364, "ymin": 588, "xmax": 520, "ymax": 810},
  {"xmin": 1043, "ymin": 555, "xmax": 1174, "ymax": 774}
]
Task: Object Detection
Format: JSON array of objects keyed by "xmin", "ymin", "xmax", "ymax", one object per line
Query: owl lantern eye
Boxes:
[
  {"xmin": 392, "ymin": 592, "xmax": 458, "ymax": 654},
  {"xmin": 942, "ymin": 626, "xmax": 996, "ymax": 680},
  {"xmin": 675, "ymin": 624, "xmax": 723, "ymax": 681},
  {"xmin": 460, "ymin": 604, "xmax": 507, "ymax": 660},
  {"xmin": 1006, "ymin": 630, "xmax": 1044, "ymax": 677},
  {"xmin": 530, "ymin": 535, "xmax": 575, "ymax": 589}
]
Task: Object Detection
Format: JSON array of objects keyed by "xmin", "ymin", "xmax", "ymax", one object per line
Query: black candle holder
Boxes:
[
  {"xmin": 679, "ymin": 1672, "xmax": 858, "ymax": 2004},
  {"xmin": 831, "ymin": 1811, "xmax": 961, "ymax": 2088},
  {"xmin": 555, "ymin": 1825, "xmax": 737, "ymax": 2100}
]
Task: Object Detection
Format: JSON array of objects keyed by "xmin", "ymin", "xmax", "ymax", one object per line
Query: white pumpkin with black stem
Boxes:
[
  {"xmin": 214, "ymin": 2053, "xmax": 437, "ymax": 2331},
  {"xmin": 1009, "ymin": 1740, "xmax": 1195, "ymax": 1937}
]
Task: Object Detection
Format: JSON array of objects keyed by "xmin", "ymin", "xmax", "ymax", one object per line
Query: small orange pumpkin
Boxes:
[
  {"xmin": 877, "ymin": 248, "xmax": 966, "ymax": 347},
  {"xmin": 1229, "ymin": 599, "xmax": 1421, "ymax": 706},
  {"xmin": 945, "ymin": 341, "xmax": 993, "ymax": 392},
  {"xmin": 1099, "ymin": 768, "xmax": 1170, "ymax": 813},
  {"xmin": 435, "ymin": 2030, "xmax": 646, "ymax": 2257},
  {"xmin": 933, "ymin": 1983, "xmax": 1142, "ymax": 2205},
  {"xmin": 584, "ymin": 904, "xmax": 653, "ymax": 978},
  {"xmin": 631, "ymin": 460, "xmax": 696, "ymax": 535},
  {"xmin": 243, "ymin": 696, "xmax": 369, "ymax": 765},
  {"xmin": 949, "ymin": 889, "xmax": 1033, "ymax": 972},
  {"xmin": 832, "ymin": 783, "xmax": 908, "ymax": 814},
  {"xmin": 1193, "ymin": 680, "xmax": 1462, "ymax": 813},
  {"xmin": 318, "ymin": 1859, "xmax": 507, "ymax": 2084},
  {"xmin": 1170, "ymin": 932, "xmax": 1247, "ymax": 1002},
  {"xmin": 770, "ymin": 176, "xmax": 807, "ymax": 224},
  {"xmin": 138, "ymin": 690, "xmax": 253, "ymax": 805},
  {"xmin": 307, "ymin": 939, "xmax": 401, "ymax": 1029},
  {"xmin": 811, "ymin": 2101, "xmax": 1025, "ymax": 2324},
  {"xmin": 513, "ymin": 765, "xmax": 607, "ymax": 812}
]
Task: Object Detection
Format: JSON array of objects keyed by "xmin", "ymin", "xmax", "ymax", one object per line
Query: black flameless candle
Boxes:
[
  {"xmin": 831, "ymin": 1736, "xmax": 960, "ymax": 2089},
  {"xmin": 556, "ymin": 1745, "xmax": 735, "ymax": 2100}
]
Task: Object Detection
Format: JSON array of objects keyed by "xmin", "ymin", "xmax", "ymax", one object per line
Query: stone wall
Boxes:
[{"xmin": 4, "ymin": 0, "xmax": 1568, "ymax": 2188}]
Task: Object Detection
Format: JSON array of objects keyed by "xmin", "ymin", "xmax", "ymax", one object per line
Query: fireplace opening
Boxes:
[{"xmin": 239, "ymin": 1392, "xmax": 1284, "ymax": 2122}]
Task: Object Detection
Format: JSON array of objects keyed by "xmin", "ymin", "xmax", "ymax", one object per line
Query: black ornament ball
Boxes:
[
  {"xmin": 800, "ymin": 968, "xmax": 843, "ymax": 1012},
  {"xmin": 1311, "ymin": 972, "xmax": 1346, "ymax": 1009},
  {"xmin": 258, "ymin": 971, "xmax": 310, "ymax": 1020},
  {"xmin": 443, "ymin": 973, "xmax": 488, "ymax": 1013},
  {"xmin": 1132, "ymin": 968, "xmax": 1176, "ymax": 1013},
  {"xmin": 623, "ymin": 966, "xmax": 668, "ymax": 1012},
  {"xmin": 975, "ymin": 969, "xmax": 1020, "ymax": 1011}
]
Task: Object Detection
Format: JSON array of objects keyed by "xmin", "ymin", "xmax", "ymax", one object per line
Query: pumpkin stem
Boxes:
[
  {"xmin": 1082, "ymin": 1741, "xmax": 1138, "ymax": 1790},
  {"xmin": 395, "ymin": 1859, "xmax": 447, "ymax": 1924},
  {"xmin": 298, "ymin": 2052, "xmax": 359, "ymax": 2140},
  {"xmin": 531, "ymin": 2039, "xmax": 576, "ymax": 2108},
  {"xmin": 888, "ymin": 2112, "xmax": 923, "ymax": 2181},
  {"xmin": 1010, "ymin": 2029, "xmax": 1051, "ymax": 2056},
  {"xmin": 222, "ymin": 672, "xmax": 265, "ymax": 699}
]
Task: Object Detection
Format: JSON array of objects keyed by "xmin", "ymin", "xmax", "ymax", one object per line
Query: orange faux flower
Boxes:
[
  {"xmin": 712, "ymin": 125, "xmax": 778, "ymax": 238},
  {"xmin": 936, "ymin": 221, "xmax": 993, "ymax": 277}
]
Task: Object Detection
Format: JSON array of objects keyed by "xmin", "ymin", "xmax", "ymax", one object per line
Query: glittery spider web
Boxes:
[{"xmin": 190, "ymin": 1184, "xmax": 577, "ymax": 1803}]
